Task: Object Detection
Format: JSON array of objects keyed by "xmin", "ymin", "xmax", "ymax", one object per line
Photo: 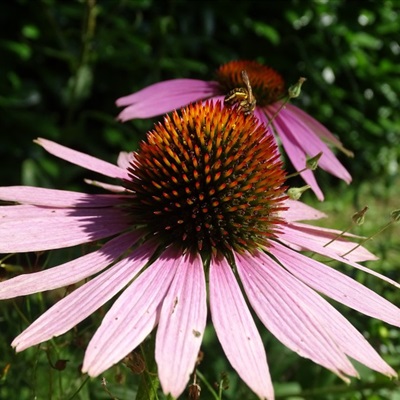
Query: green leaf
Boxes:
[{"xmin": 251, "ymin": 21, "xmax": 280, "ymax": 45}]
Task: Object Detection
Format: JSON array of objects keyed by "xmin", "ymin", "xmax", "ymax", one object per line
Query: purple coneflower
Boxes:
[
  {"xmin": 0, "ymin": 102, "xmax": 398, "ymax": 400},
  {"xmin": 117, "ymin": 60, "xmax": 353, "ymax": 200}
]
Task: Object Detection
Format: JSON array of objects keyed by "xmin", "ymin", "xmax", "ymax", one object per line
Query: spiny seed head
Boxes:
[
  {"xmin": 126, "ymin": 101, "xmax": 287, "ymax": 256},
  {"xmin": 216, "ymin": 60, "xmax": 286, "ymax": 107}
]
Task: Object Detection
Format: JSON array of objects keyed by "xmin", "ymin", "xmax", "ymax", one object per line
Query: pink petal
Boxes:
[
  {"xmin": 269, "ymin": 103, "xmax": 351, "ymax": 183},
  {"xmin": 0, "ymin": 186, "xmax": 129, "ymax": 207},
  {"xmin": 156, "ymin": 252, "xmax": 207, "ymax": 398},
  {"xmin": 286, "ymin": 104, "xmax": 344, "ymax": 148},
  {"xmin": 235, "ymin": 251, "xmax": 358, "ymax": 380},
  {"xmin": 254, "ymin": 107, "xmax": 275, "ymax": 131},
  {"xmin": 209, "ymin": 254, "xmax": 274, "ymax": 400},
  {"xmin": 271, "ymin": 112, "xmax": 324, "ymax": 200},
  {"xmin": 280, "ymin": 199, "xmax": 327, "ymax": 222},
  {"xmin": 12, "ymin": 239, "xmax": 157, "ymax": 352},
  {"xmin": 117, "ymin": 151, "xmax": 135, "ymax": 169},
  {"xmin": 0, "ymin": 205, "xmax": 129, "ymax": 252},
  {"xmin": 276, "ymin": 104, "xmax": 352, "ymax": 182},
  {"xmin": 286, "ymin": 222, "xmax": 377, "ymax": 262},
  {"xmin": 270, "ymin": 241, "xmax": 400, "ymax": 329},
  {"xmin": 240, "ymin": 250, "xmax": 397, "ymax": 378},
  {"xmin": 0, "ymin": 231, "xmax": 139, "ymax": 299},
  {"xmin": 35, "ymin": 138, "xmax": 130, "ymax": 181},
  {"xmin": 116, "ymin": 79, "xmax": 220, "ymax": 121},
  {"xmin": 257, "ymin": 107, "xmax": 324, "ymax": 200},
  {"xmin": 279, "ymin": 225, "xmax": 400, "ymax": 288},
  {"xmin": 291, "ymin": 221, "xmax": 366, "ymax": 240},
  {"xmin": 84, "ymin": 179, "xmax": 129, "ymax": 193},
  {"xmin": 82, "ymin": 246, "xmax": 182, "ymax": 377}
]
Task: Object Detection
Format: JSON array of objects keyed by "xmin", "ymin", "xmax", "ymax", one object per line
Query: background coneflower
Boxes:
[{"xmin": 117, "ymin": 60, "xmax": 353, "ymax": 200}]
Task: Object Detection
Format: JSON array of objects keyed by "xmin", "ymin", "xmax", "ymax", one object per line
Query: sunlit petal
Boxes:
[
  {"xmin": 0, "ymin": 231, "xmax": 139, "ymax": 299},
  {"xmin": 12, "ymin": 239, "xmax": 156, "ymax": 351},
  {"xmin": 210, "ymin": 254, "xmax": 274, "ymax": 400},
  {"xmin": 236, "ymin": 251, "xmax": 357, "ymax": 380},
  {"xmin": 156, "ymin": 252, "xmax": 207, "ymax": 398},
  {"xmin": 82, "ymin": 246, "xmax": 181, "ymax": 376}
]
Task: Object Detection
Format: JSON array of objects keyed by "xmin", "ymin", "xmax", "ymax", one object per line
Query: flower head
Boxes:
[
  {"xmin": 117, "ymin": 60, "xmax": 353, "ymax": 200},
  {"xmin": 126, "ymin": 101, "xmax": 287, "ymax": 255},
  {"xmin": 1, "ymin": 103, "xmax": 399, "ymax": 400}
]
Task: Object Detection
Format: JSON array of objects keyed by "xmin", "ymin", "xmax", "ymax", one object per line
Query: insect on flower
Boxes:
[
  {"xmin": 115, "ymin": 60, "xmax": 354, "ymax": 200},
  {"xmin": 224, "ymin": 70, "xmax": 256, "ymax": 115}
]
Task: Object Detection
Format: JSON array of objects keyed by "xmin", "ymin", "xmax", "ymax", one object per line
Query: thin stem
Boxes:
[
  {"xmin": 323, "ymin": 224, "xmax": 352, "ymax": 248},
  {"xmin": 342, "ymin": 220, "xmax": 393, "ymax": 257},
  {"xmin": 68, "ymin": 376, "xmax": 90, "ymax": 400},
  {"xmin": 196, "ymin": 370, "xmax": 220, "ymax": 400}
]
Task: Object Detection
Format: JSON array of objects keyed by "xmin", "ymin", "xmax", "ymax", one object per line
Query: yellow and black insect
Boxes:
[{"xmin": 224, "ymin": 70, "xmax": 256, "ymax": 115}]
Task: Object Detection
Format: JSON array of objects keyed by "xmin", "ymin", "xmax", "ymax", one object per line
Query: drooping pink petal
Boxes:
[
  {"xmin": 116, "ymin": 79, "xmax": 220, "ymax": 121},
  {"xmin": 254, "ymin": 107, "xmax": 274, "ymax": 130},
  {"xmin": 279, "ymin": 225, "xmax": 400, "ymax": 288},
  {"xmin": 269, "ymin": 241, "xmax": 400, "ymax": 329},
  {"xmin": 82, "ymin": 246, "xmax": 182, "ymax": 377},
  {"xmin": 156, "ymin": 252, "xmax": 207, "ymax": 398},
  {"xmin": 209, "ymin": 254, "xmax": 274, "ymax": 400},
  {"xmin": 241, "ymin": 249, "xmax": 397, "ymax": 378},
  {"xmin": 0, "ymin": 205, "xmax": 130, "ymax": 252},
  {"xmin": 12, "ymin": 239, "xmax": 157, "ymax": 352},
  {"xmin": 259, "ymin": 108, "xmax": 324, "ymax": 200},
  {"xmin": 0, "ymin": 231, "xmax": 139, "ymax": 299},
  {"xmin": 35, "ymin": 138, "xmax": 130, "ymax": 181},
  {"xmin": 235, "ymin": 251, "xmax": 358, "ymax": 380},
  {"xmin": 276, "ymin": 104, "xmax": 352, "ymax": 183},
  {"xmin": 290, "ymin": 222, "xmax": 365, "ymax": 239},
  {"xmin": 286, "ymin": 104, "xmax": 345, "ymax": 149},
  {"xmin": 280, "ymin": 199, "xmax": 327, "ymax": 222},
  {"xmin": 0, "ymin": 186, "xmax": 129, "ymax": 207},
  {"xmin": 286, "ymin": 222, "xmax": 377, "ymax": 262},
  {"xmin": 275, "ymin": 118, "xmax": 325, "ymax": 197}
]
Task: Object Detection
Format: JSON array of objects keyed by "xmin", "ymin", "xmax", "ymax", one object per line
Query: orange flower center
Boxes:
[
  {"xmin": 216, "ymin": 60, "xmax": 286, "ymax": 107},
  {"xmin": 126, "ymin": 101, "xmax": 287, "ymax": 256}
]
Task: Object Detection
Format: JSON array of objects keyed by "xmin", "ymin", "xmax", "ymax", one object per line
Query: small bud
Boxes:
[
  {"xmin": 0, "ymin": 263, "xmax": 24, "ymax": 273},
  {"xmin": 288, "ymin": 185, "xmax": 311, "ymax": 200},
  {"xmin": 54, "ymin": 359, "xmax": 68, "ymax": 371},
  {"xmin": 188, "ymin": 383, "xmax": 201, "ymax": 400},
  {"xmin": 306, "ymin": 152, "xmax": 323, "ymax": 171},
  {"xmin": 390, "ymin": 209, "xmax": 400, "ymax": 222},
  {"xmin": 352, "ymin": 206, "xmax": 368, "ymax": 225},
  {"xmin": 123, "ymin": 351, "xmax": 146, "ymax": 374},
  {"xmin": 220, "ymin": 371, "xmax": 230, "ymax": 390},
  {"xmin": 288, "ymin": 77, "xmax": 306, "ymax": 99}
]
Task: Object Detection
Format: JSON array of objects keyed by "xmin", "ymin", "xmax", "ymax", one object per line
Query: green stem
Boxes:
[
  {"xmin": 68, "ymin": 376, "xmax": 90, "ymax": 400},
  {"xmin": 196, "ymin": 370, "xmax": 220, "ymax": 400},
  {"xmin": 341, "ymin": 220, "xmax": 393, "ymax": 257},
  {"xmin": 323, "ymin": 224, "xmax": 352, "ymax": 248}
]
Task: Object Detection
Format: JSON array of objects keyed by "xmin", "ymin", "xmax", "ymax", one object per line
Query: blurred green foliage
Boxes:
[{"xmin": 0, "ymin": 0, "xmax": 399, "ymax": 399}]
